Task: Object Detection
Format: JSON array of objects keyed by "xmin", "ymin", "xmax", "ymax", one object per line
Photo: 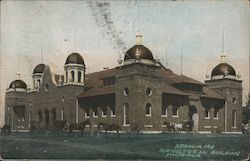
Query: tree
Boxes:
[{"xmin": 242, "ymin": 93, "xmax": 250, "ymax": 124}]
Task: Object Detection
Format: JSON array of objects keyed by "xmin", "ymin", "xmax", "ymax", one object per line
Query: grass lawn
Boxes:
[{"xmin": 1, "ymin": 132, "xmax": 249, "ymax": 160}]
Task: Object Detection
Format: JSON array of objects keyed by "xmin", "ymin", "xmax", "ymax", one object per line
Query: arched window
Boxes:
[
  {"xmin": 45, "ymin": 109, "xmax": 49, "ymax": 126},
  {"xmin": 146, "ymin": 88, "xmax": 152, "ymax": 96},
  {"xmin": 124, "ymin": 103, "xmax": 129, "ymax": 125},
  {"xmin": 204, "ymin": 109, "xmax": 210, "ymax": 119},
  {"xmin": 37, "ymin": 79, "xmax": 41, "ymax": 88},
  {"xmin": 232, "ymin": 110, "xmax": 236, "ymax": 127},
  {"xmin": 52, "ymin": 108, "xmax": 56, "ymax": 121},
  {"xmin": 172, "ymin": 106, "xmax": 178, "ymax": 117},
  {"xmin": 71, "ymin": 71, "xmax": 75, "ymax": 82},
  {"xmin": 214, "ymin": 108, "xmax": 219, "ymax": 119},
  {"xmin": 38, "ymin": 110, "xmax": 42, "ymax": 122},
  {"xmin": 93, "ymin": 107, "xmax": 98, "ymax": 118},
  {"xmin": 145, "ymin": 103, "xmax": 152, "ymax": 116},
  {"xmin": 84, "ymin": 107, "xmax": 90, "ymax": 118},
  {"xmin": 111, "ymin": 106, "xmax": 116, "ymax": 117},
  {"xmin": 161, "ymin": 106, "xmax": 167, "ymax": 117},
  {"xmin": 124, "ymin": 88, "xmax": 129, "ymax": 96},
  {"xmin": 78, "ymin": 71, "xmax": 82, "ymax": 83},
  {"xmin": 61, "ymin": 108, "xmax": 64, "ymax": 120},
  {"xmin": 66, "ymin": 71, "xmax": 68, "ymax": 82},
  {"xmin": 101, "ymin": 107, "xmax": 107, "ymax": 117}
]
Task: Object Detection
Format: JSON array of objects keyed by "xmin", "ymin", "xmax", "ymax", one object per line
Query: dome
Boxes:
[
  {"xmin": 65, "ymin": 53, "xmax": 85, "ymax": 65},
  {"xmin": 9, "ymin": 80, "xmax": 27, "ymax": 89},
  {"xmin": 211, "ymin": 63, "xmax": 236, "ymax": 77},
  {"xmin": 124, "ymin": 45, "xmax": 154, "ymax": 61},
  {"xmin": 33, "ymin": 63, "xmax": 45, "ymax": 74}
]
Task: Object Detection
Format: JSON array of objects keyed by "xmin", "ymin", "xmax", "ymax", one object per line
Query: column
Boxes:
[
  {"xmin": 81, "ymin": 71, "xmax": 84, "ymax": 83},
  {"xmin": 64, "ymin": 70, "xmax": 67, "ymax": 82},
  {"xmin": 74, "ymin": 69, "xmax": 77, "ymax": 83}
]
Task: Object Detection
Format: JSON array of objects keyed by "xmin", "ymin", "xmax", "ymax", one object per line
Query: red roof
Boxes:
[
  {"xmin": 79, "ymin": 66, "xmax": 222, "ymax": 100},
  {"xmin": 79, "ymin": 85, "xmax": 115, "ymax": 97},
  {"xmin": 79, "ymin": 68, "xmax": 117, "ymax": 98},
  {"xmin": 201, "ymin": 86, "xmax": 225, "ymax": 100},
  {"xmin": 168, "ymin": 75, "xmax": 204, "ymax": 85},
  {"xmin": 162, "ymin": 84, "xmax": 188, "ymax": 96},
  {"xmin": 86, "ymin": 68, "xmax": 117, "ymax": 79}
]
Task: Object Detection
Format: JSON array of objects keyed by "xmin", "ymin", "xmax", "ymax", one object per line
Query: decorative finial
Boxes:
[
  {"xmin": 221, "ymin": 53, "xmax": 227, "ymax": 63},
  {"xmin": 136, "ymin": 32, "xmax": 142, "ymax": 45},
  {"xmin": 205, "ymin": 70, "xmax": 210, "ymax": 79},
  {"xmin": 17, "ymin": 55, "xmax": 21, "ymax": 79},
  {"xmin": 16, "ymin": 72, "xmax": 21, "ymax": 79},
  {"xmin": 237, "ymin": 71, "xmax": 241, "ymax": 79}
]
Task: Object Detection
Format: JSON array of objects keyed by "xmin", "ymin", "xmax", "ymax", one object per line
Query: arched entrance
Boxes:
[
  {"xmin": 38, "ymin": 110, "xmax": 42, "ymax": 122},
  {"xmin": 52, "ymin": 108, "xmax": 56, "ymax": 121},
  {"xmin": 189, "ymin": 106, "xmax": 198, "ymax": 132},
  {"xmin": 44, "ymin": 109, "xmax": 50, "ymax": 128}
]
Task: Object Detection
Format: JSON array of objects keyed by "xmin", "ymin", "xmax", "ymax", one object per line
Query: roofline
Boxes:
[{"xmin": 78, "ymin": 92, "xmax": 115, "ymax": 98}]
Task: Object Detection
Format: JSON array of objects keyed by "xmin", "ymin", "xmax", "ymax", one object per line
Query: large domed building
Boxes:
[{"xmin": 5, "ymin": 34, "xmax": 242, "ymax": 134}]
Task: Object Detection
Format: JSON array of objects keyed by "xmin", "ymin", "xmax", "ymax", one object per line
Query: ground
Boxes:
[{"xmin": 0, "ymin": 132, "xmax": 250, "ymax": 160}]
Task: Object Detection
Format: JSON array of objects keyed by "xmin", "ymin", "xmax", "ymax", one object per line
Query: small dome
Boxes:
[
  {"xmin": 33, "ymin": 63, "xmax": 45, "ymax": 74},
  {"xmin": 65, "ymin": 53, "xmax": 85, "ymax": 65},
  {"xmin": 211, "ymin": 63, "xmax": 236, "ymax": 77},
  {"xmin": 124, "ymin": 45, "xmax": 154, "ymax": 61},
  {"xmin": 9, "ymin": 80, "xmax": 27, "ymax": 89}
]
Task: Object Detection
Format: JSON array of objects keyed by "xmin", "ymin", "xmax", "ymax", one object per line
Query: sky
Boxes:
[{"xmin": 0, "ymin": 0, "xmax": 249, "ymax": 126}]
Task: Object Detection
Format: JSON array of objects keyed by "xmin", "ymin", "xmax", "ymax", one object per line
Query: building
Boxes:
[{"xmin": 5, "ymin": 33, "xmax": 243, "ymax": 133}]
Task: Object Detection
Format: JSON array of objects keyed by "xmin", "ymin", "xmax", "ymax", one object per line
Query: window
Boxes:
[
  {"xmin": 124, "ymin": 88, "xmax": 129, "ymax": 96},
  {"xmin": 232, "ymin": 110, "xmax": 236, "ymax": 128},
  {"xmin": 38, "ymin": 110, "xmax": 42, "ymax": 122},
  {"xmin": 66, "ymin": 71, "xmax": 68, "ymax": 82},
  {"xmin": 172, "ymin": 106, "xmax": 178, "ymax": 117},
  {"xmin": 45, "ymin": 109, "xmax": 49, "ymax": 126},
  {"xmin": 52, "ymin": 108, "xmax": 56, "ymax": 121},
  {"xmin": 111, "ymin": 107, "xmax": 116, "ymax": 117},
  {"xmin": 17, "ymin": 115, "xmax": 25, "ymax": 122},
  {"xmin": 232, "ymin": 98, "xmax": 237, "ymax": 104},
  {"xmin": 146, "ymin": 88, "xmax": 152, "ymax": 96},
  {"xmin": 45, "ymin": 83, "xmax": 49, "ymax": 92},
  {"xmin": 93, "ymin": 107, "xmax": 98, "ymax": 118},
  {"xmin": 145, "ymin": 103, "xmax": 152, "ymax": 116},
  {"xmin": 78, "ymin": 71, "xmax": 82, "ymax": 83},
  {"xmin": 61, "ymin": 108, "xmax": 64, "ymax": 120},
  {"xmin": 84, "ymin": 108, "xmax": 90, "ymax": 118},
  {"xmin": 161, "ymin": 107, "xmax": 167, "ymax": 117},
  {"xmin": 101, "ymin": 107, "xmax": 107, "ymax": 117},
  {"xmin": 214, "ymin": 109, "xmax": 219, "ymax": 119},
  {"xmin": 71, "ymin": 71, "xmax": 75, "ymax": 82},
  {"xmin": 37, "ymin": 79, "xmax": 41, "ymax": 88},
  {"xmin": 61, "ymin": 96, "xmax": 65, "ymax": 102},
  {"xmin": 124, "ymin": 103, "xmax": 130, "ymax": 126},
  {"xmin": 205, "ymin": 109, "xmax": 210, "ymax": 119}
]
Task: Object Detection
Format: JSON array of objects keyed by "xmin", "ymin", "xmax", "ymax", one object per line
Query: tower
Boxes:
[
  {"xmin": 32, "ymin": 64, "xmax": 45, "ymax": 89},
  {"xmin": 64, "ymin": 52, "xmax": 86, "ymax": 85},
  {"xmin": 5, "ymin": 56, "xmax": 28, "ymax": 130},
  {"xmin": 205, "ymin": 54, "xmax": 242, "ymax": 133}
]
